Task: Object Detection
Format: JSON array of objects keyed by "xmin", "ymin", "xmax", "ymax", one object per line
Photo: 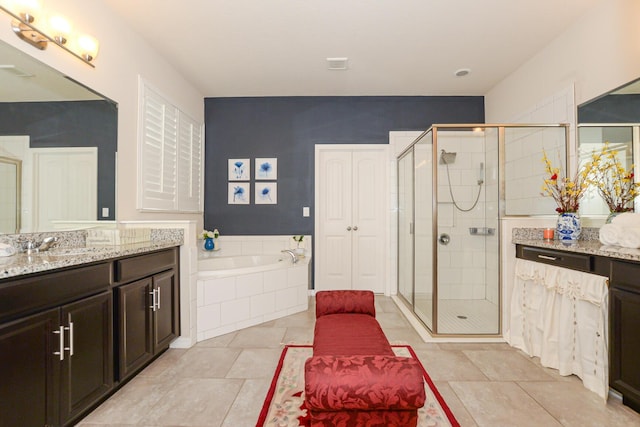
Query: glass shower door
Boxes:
[
  {"xmin": 413, "ymin": 134, "xmax": 433, "ymax": 330},
  {"xmin": 397, "ymin": 151, "xmax": 414, "ymax": 306}
]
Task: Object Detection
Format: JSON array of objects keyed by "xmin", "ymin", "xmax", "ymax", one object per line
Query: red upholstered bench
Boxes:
[{"xmin": 304, "ymin": 290, "xmax": 426, "ymax": 427}]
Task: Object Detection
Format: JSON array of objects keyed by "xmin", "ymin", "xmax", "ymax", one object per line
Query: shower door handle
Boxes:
[{"xmin": 438, "ymin": 233, "xmax": 450, "ymax": 245}]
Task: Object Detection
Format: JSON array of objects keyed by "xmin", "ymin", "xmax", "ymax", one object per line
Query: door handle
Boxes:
[
  {"xmin": 150, "ymin": 289, "xmax": 157, "ymax": 311},
  {"xmin": 64, "ymin": 321, "xmax": 74, "ymax": 356},
  {"xmin": 353, "ymin": 226, "xmax": 358, "ymax": 231},
  {"xmin": 346, "ymin": 226, "xmax": 352, "ymax": 231},
  {"xmin": 156, "ymin": 287, "xmax": 161, "ymax": 310},
  {"xmin": 53, "ymin": 326, "xmax": 64, "ymax": 361}
]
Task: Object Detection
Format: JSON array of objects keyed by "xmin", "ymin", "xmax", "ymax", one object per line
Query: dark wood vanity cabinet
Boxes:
[
  {"xmin": 0, "ymin": 246, "xmax": 180, "ymax": 427},
  {"xmin": 0, "ymin": 308, "xmax": 59, "ymax": 427},
  {"xmin": 609, "ymin": 260, "xmax": 640, "ymax": 412},
  {"xmin": 114, "ymin": 249, "xmax": 179, "ymax": 381},
  {"xmin": 0, "ymin": 264, "xmax": 113, "ymax": 427}
]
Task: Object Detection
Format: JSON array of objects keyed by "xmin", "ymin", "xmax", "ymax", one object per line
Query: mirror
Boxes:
[
  {"xmin": 0, "ymin": 40, "xmax": 117, "ymax": 233},
  {"xmin": 577, "ymin": 78, "xmax": 640, "ymax": 216}
]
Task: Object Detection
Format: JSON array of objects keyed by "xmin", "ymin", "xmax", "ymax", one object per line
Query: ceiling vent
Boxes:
[
  {"xmin": 327, "ymin": 57, "xmax": 348, "ymax": 71},
  {"xmin": 0, "ymin": 65, "xmax": 34, "ymax": 77}
]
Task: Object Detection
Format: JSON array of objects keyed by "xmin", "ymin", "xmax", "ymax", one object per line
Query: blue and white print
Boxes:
[
  {"xmin": 255, "ymin": 158, "xmax": 277, "ymax": 180},
  {"xmin": 228, "ymin": 158, "xmax": 250, "ymax": 181},
  {"xmin": 228, "ymin": 182, "xmax": 250, "ymax": 204},
  {"xmin": 255, "ymin": 183, "xmax": 277, "ymax": 204}
]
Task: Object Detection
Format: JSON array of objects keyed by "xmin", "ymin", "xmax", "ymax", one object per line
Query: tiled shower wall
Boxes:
[{"xmin": 437, "ymin": 131, "xmax": 499, "ymax": 303}]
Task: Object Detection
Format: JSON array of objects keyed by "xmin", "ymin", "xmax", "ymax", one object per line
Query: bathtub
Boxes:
[
  {"xmin": 196, "ymin": 254, "xmax": 310, "ymax": 341},
  {"xmin": 197, "ymin": 254, "xmax": 286, "ymax": 278}
]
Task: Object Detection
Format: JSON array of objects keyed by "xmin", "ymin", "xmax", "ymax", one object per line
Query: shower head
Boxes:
[{"xmin": 439, "ymin": 149, "xmax": 457, "ymax": 165}]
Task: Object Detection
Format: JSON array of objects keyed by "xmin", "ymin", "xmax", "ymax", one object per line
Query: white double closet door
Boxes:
[{"xmin": 314, "ymin": 144, "xmax": 388, "ymax": 293}]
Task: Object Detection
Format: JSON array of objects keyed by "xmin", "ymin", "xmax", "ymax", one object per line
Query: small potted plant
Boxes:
[
  {"xmin": 541, "ymin": 149, "xmax": 601, "ymax": 242},
  {"xmin": 202, "ymin": 229, "xmax": 220, "ymax": 251},
  {"xmin": 292, "ymin": 235, "xmax": 305, "ymax": 257}
]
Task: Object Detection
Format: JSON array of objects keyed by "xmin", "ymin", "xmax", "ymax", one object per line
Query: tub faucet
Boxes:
[{"xmin": 281, "ymin": 249, "xmax": 298, "ymax": 264}]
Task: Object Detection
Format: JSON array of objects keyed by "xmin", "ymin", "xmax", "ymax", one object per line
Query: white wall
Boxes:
[
  {"xmin": 485, "ymin": 0, "xmax": 640, "ymax": 122},
  {"xmin": 0, "ymin": 0, "xmax": 205, "ymax": 231}
]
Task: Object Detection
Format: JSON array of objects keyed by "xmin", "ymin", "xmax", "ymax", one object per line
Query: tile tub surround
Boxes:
[
  {"xmin": 196, "ymin": 235, "xmax": 312, "ymax": 341},
  {"xmin": 196, "ymin": 256, "xmax": 310, "ymax": 341},
  {"xmin": 0, "ymin": 228, "xmax": 184, "ymax": 279}
]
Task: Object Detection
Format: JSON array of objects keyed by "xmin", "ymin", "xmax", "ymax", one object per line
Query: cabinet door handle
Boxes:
[
  {"xmin": 346, "ymin": 226, "xmax": 352, "ymax": 231},
  {"xmin": 156, "ymin": 287, "xmax": 161, "ymax": 310},
  {"xmin": 53, "ymin": 326, "xmax": 64, "ymax": 361},
  {"xmin": 353, "ymin": 226, "xmax": 358, "ymax": 231},
  {"xmin": 537, "ymin": 254, "xmax": 558, "ymax": 261},
  {"xmin": 64, "ymin": 322, "xmax": 74, "ymax": 357},
  {"xmin": 150, "ymin": 289, "xmax": 157, "ymax": 311}
]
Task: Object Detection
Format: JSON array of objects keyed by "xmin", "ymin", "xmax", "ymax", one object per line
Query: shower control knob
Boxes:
[{"xmin": 438, "ymin": 233, "xmax": 451, "ymax": 245}]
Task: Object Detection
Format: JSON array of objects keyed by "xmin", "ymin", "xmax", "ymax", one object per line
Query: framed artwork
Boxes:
[
  {"xmin": 255, "ymin": 158, "xmax": 277, "ymax": 180},
  {"xmin": 228, "ymin": 158, "xmax": 250, "ymax": 181},
  {"xmin": 255, "ymin": 182, "xmax": 277, "ymax": 204},
  {"xmin": 228, "ymin": 183, "xmax": 250, "ymax": 204}
]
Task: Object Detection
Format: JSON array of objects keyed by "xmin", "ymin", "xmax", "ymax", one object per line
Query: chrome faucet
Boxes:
[
  {"xmin": 21, "ymin": 236, "xmax": 58, "ymax": 254},
  {"xmin": 281, "ymin": 249, "xmax": 298, "ymax": 264},
  {"xmin": 39, "ymin": 237, "xmax": 58, "ymax": 251}
]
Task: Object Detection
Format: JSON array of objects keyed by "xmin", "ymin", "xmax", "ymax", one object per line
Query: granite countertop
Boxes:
[
  {"xmin": 0, "ymin": 230, "xmax": 183, "ymax": 280},
  {"xmin": 513, "ymin": 227, "xmax": 640, "ymax": 263}
]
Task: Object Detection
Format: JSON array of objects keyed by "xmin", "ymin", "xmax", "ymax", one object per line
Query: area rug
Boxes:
[{"xmin": 256, "ymin": 345, "xmax": 460, "ymax": 427}]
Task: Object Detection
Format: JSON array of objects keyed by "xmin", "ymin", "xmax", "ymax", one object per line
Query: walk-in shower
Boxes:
[{"xmin": 397, "ymin": 124, "xmax": 569, "ymax": 336}]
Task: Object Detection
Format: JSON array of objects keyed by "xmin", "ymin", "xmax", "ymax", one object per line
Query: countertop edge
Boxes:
[{"xmin": 512, "ymin": 238, "xmax": 640, "ymax": 263}]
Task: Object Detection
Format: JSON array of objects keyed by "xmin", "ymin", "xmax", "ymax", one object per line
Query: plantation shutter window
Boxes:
[{"xmin": 138, "ymin": 78, "xmax": 203, "ymax": 212}]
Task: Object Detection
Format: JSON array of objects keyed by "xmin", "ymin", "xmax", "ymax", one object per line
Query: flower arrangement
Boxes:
[
  {"xmin": 202, "ymin": 229, "xmax": 220, "ymax": 239},
  {"xmin": 292, "ymin": 235, "xmax": 304, "ymax": 245},
  {"xmin": 586, "ymin": 143, "xmax": 640, "ymax": 213},
  {"xmin": 541, "ymin": 149, "xmax": 601, "ymax": 213}
]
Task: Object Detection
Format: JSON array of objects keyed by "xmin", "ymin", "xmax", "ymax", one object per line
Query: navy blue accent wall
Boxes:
[
  {"xmin": 0, "ymin": 100, "xmax": 118, "ymax": 220},
  {"xmin": 578, "ymin": 94, "xmax": 640, "ymax": 123},
  {"xmin": 204, "ymin": 96, "xmax": 484, "ymax": 235}
]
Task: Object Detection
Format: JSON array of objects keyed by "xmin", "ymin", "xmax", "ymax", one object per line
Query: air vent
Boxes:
[
  {"xmin": 327, "ymin": 57, "xmax": 348, "ymax": 71},
  {"xmin": 0, "ymin": 65, "xmax": 34, "ymax": 77}
]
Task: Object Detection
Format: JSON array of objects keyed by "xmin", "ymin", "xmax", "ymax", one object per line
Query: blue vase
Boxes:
[
  {"xmin": 204, "ymin": 237, "xmax": 214, "ymax": 251},
  {"xmin": 556, "ymin": 212, "xmax": 581, "ymax": 242}
]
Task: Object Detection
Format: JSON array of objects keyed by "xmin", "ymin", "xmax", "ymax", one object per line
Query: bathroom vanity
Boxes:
[
  {"xmin": 0, "ymin": 234, "xmax": 181, "ymax": 427},
  {"xmin": 514, "ymin": 232, "xmax": 640, "ymax": 412}
]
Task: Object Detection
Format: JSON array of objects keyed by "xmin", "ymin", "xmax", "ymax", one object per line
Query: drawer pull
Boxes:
[{"xmin": 537, "ymin": 254, "xmax": 558, "ymax": 261}]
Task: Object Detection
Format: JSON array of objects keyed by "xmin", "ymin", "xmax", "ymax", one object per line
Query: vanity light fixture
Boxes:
[{"xmin": 0, "ymin": 2, "xmax": 99, "ymax": 67}]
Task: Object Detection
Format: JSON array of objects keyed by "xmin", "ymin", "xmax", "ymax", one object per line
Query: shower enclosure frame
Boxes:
[{"xmin": 397, "ymin": 123, "xmax": 570, "ymax": 337}]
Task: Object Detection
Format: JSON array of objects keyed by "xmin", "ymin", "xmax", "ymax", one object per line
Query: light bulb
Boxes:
[
  {"xmin": 49, "ymin": 15, "xmax": 71, "ymax": 44},
  {"xmin": 77, "ymin": 34, "xmax": 99, "ymax": 62},
  {"xmin": 10, "ymin": 0, "xmax": 43, "ymax": 23}
]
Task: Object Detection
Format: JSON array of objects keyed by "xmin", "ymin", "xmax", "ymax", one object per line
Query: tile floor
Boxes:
[{"xmin": 78, "ymin": 296, "xmax": 640, "ymax": 427}]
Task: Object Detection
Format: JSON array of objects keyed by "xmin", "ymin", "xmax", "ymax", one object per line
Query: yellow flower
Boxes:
[{"xmin": 585, "ymin": 142, "xmax": 640, "ymax": 213}]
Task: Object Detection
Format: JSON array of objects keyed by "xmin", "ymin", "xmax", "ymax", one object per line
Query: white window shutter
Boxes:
[
  {"xmin": 138, "ymin": 79, "xmax": 202, "ymax": 212},
  {"xmin": 177, "ymin": 114, "xmax": 203, "ymax": 212}
]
